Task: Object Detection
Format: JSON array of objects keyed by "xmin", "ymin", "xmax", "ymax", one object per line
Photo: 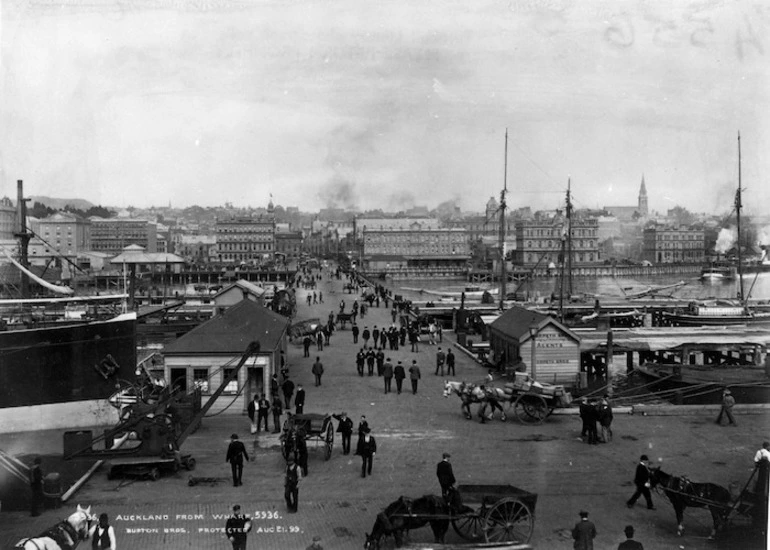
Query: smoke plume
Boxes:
[{"xmin": 714, "ymin": 227, "xmax": 737, "ymax": 254}]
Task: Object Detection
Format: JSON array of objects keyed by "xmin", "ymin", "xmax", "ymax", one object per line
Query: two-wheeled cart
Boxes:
[
  {"xmin": 280, "ymin": 413, "xmax": 335, "ymax": 461},
  {"xmin": 450, "ymin": 484, "xmax": 537, "ymax": 544}
]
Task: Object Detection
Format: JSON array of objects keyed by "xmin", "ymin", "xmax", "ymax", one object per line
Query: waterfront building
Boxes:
[
  {"xmin": 90, "ymin": 217, "xmax": 158, "ymax": 254},
  {"xmin": 642, "ymin": 223, "xmax": 705, "ymax": 264},
  {"xmin": 514, "ymin": 214, "xmax": 600, "ymax": 266},
  {"xmin": 0, "ymin": 196, "xmax": 16, "ymax": 240},
  {"xmin": 275, "ymin": 226, "xmax": 303, "ymax": 262},
  {"xmin": 29, "ymin": 212, "xmax": 91, "ymax": 262},
  {"xmin": 215, "ymin": 215, "xmax": 275, "ymax": 265},
  {"xmin": 176, "ymin": 234, "xmax": 217, "ymax": 265},
  {"xmin": 359, "ymin": 219, "xmax": 470, "ymax": 273},
  {"xmin": 162, "ymin": 299, "xmax": 288, "ymax": 415}
]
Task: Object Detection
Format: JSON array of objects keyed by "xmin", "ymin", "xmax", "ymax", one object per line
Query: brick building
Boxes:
[
  {"xmin": 514, "ymin": 215, "xmax": 600, "ymax": 266},
  {"xmin": 90, "ymin": 217, "xmax": 157, "ymax": 254},
  {"xmin": 642, "ymin": 224, "xmax": 705, "ymax": 264}
]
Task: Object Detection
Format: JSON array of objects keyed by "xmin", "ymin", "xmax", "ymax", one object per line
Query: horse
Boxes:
[
  {"xmin": 443, "ymin": 380, "xmax": 507, "ymax": 422},
  {"xmin": 364, "ymin": 493, "xmax": 461, "ymax": 549},
  {"xmin": 648, "ymin": 467, "xmax": 732, "ymax": 539},
  {"xmin": 15, "ymin": 504, "xmax": 95, "ymax": 550}
]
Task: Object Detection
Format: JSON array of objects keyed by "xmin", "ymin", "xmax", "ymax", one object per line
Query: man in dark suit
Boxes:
[
  {"xmin": 333, "ymin": 412, "xmax": 354, "ymax": 455},
  {"xmin": 284, "ymin": 456, "xmax": 301, "ymax": 513},
  {"xmin": 295, "ymin": 385, "xmax": 306, "ymax": 414},
  {"xmin": 436, "ymin": 452, "xmax": 456, "ymax": 499},
  {"xmin": 357, "ymin": 427, "xmax": 377, "ymax": 478},
  {"xmin": 572, "ymin": 510, "xmax": 596, "ymax": 550},
  {"xmin": 626, "ymin": 455, "xmax": 655, "ymax": 509},
  {"xmin": 394, "ymin": 361, "xmax": 406, "ymax": 394},
  {"xmin": 226, "ymin": 434, "xmax": 249, "ymax": 487},
  {"xmin": 257, "ymin": 394, "xmax": 270, "ymax": 432},
  {"xmin": 225, "ymin": 504, "xmax": 251, "ymax": 550},
  {"xmin": 282, "ymin": 377, "xmax": 295, "ymax": 409}
]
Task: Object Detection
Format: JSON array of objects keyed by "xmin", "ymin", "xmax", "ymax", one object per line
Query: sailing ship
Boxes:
[
  {"xmin": 661, "ymin": 135, "xmax": 770, "ymax": 327},
  {"xmin": 0, "ymin": 181, "xmax": 137, "ymax": 432}
]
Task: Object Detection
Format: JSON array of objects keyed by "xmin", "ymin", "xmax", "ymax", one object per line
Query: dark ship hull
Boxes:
[{"xmin": 0, "ymin": 313, "xmax": 137, "ymax": 431}]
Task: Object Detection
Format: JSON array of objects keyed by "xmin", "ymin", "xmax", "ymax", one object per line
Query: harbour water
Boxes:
[{"xmin": 381, "ymin": 271, "xmax": 770, "ymax": 304}]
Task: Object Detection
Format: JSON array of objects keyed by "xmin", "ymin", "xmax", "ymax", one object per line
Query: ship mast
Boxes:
[
  {"xmin": 558, "ymin": 180, "xmax": 573, "ymax": 323},
  {"xmin": 14, "ymin": 180, "xmax": 32, "ymax": 299},
  {"xmin": 736, "ymin": 132, "xmax": 744, "ymax": 302},
  {"xmin": 499, "ymin": 129, "xmax": 508, "ymax": 310}
]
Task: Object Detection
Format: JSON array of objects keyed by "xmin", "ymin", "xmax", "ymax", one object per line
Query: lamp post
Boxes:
[{"xmin": 529, "ymin": 325, "xmax": 538, "ymax": 381}]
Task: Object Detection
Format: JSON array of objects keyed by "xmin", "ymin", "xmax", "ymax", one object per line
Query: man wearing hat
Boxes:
[
  {"xmin": 332, "ymin": 412, "xmax": 354, "ymax": 455},
  {"xmin": 571, "ymin": 510, "xmax": 596, "ymax": 550},
  {"xmin": 357, "ymin": 427, "xmax": 377, "ymax": 478},
  {"xmin": 436, "ymin": 452, "xmax": 456, "ymax": 500},
  {"xmin": 617, "ymin": 524, "xmax": 644, "ymax": 549},
  {"xmin": 225, "ymin": 505, "xmax": 251, "ymax": 550},
  {"xmin": 29, "ymin": 456, "xmax": 43, "ymax": 517},
  {"xmin": 715, "ymin": 387, "xmax": 737, "ymax": 426},
  {"xmin": 626, "ymin": 455, "xmax": 655, "ymax": 510},
  {"xmin": 305, "ymin": 535, "xmax": 324, "ymax": 550},
  {"xmin": 284, "ymin": 456, "xmax": 302, "ymax": 513},
  {"xmin": 226, "ymin": 434, "xmax": 249, "ymax": 487}
]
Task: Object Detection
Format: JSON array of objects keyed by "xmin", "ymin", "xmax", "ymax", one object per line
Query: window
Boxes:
[
  {"xmin": 223, "ymin": 368, "xmax": 238, "ymax": 394},
  {"xmin": 193, "ymin": 369, "xmax": 210, "ymax": 393}
]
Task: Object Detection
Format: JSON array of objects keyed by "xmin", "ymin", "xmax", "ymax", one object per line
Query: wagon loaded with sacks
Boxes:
[{"xmin": 502, "ymin": 373, "xmax": 572, "ymax": 424}]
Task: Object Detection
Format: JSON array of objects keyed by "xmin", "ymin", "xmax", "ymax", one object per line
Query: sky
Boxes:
[{"xmin": 0, "ymin": 0, "xmax": 768, "ymax": 216}]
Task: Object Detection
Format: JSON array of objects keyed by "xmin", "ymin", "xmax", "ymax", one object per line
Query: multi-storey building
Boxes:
[
  {"xmin": 514, "ymin": 215, "xmax": 600, "ymax": 266},
  {"xmin": 177, "ymin": 234, "xmax": 217, "ymax": 265},
  {"xmin": 361, "ymin": 221, "xmax": 470, "ymax": 272},
  {"xmin": 0, "ymin": 197, "xmax": 16, "ymax": 240},
  {"xmin": 90, "ymin": 217, "xmax": 157, "ymax": 254},
  {"xmin": 31, "ymin": 212, "xmax": 91, "ymax": 259},
  {"xmin": 275, "ymin": 226, "xmax": 303, "ymax": 261},
  {"xmin": 642, "ymin": 224, "xmax": 705, "ymax": 264},
  {"xmin": 215, "ymin": 216, "xmax": 275, "ymax": 265}
]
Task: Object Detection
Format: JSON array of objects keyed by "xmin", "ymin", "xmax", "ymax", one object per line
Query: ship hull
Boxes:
[
  {"xmin": 635, "ymin": 362, "xmax": 770, "ymax": 404},
  {"xmin": 0, "ymin": 313, "xmax": 136, "ymax": 432}
]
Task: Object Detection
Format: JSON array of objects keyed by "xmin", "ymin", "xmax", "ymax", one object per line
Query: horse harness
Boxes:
[{"xmin": 19, "ymin": 519, "xmax": 82, "ymax": 550}]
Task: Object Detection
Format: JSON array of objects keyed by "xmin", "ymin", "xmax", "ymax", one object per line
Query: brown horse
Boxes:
[
  {"xmin": 648, "ymin": 467, "xmax": 732, "ymax": 539},
  {"xmin": 364, "ymin": 492, "xmax": 464, "ymax": 549}
]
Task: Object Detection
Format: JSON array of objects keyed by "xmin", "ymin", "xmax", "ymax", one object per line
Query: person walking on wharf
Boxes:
[
  {"xmin": 312, "ymin": 357, "xmax": 324, "ymax": 386},
  {"xmin": 435, "ymin": 347, "xmax": 446, "ymax": 376},
  {"xmin": 382, "ymin": 358, "xmax": 394, "ymax": 393},
  {"xmin": 295, "ymin": 385, "xmax": 306, "ymax": 414},
  {"xmin": 29, "ymin": 456, "xmax": 43, "ymax": 517},
  {"xmin": 226, "ymin": 434, "xmax": 249, "ymax": 487},
  {"xmin": 282, "ymin": 376, "xmax": 295, "ymax": 409},
  {"xmin": 716, "ymin": 388, "xmax": 737, "ymax": 426},
  {"xmin": 394, "ymin": 361, "xmax": 406, "ymax": 394},
  {"xmin": 572, "ymin": 510, "xmax": 597, "ymax": 550},
  {"xmin": 357, "ymin": 427, "xmax": 377, "ymax": 478},
  {"xmin": 626, "ymin": 455, "xmax": 655, "ymax": 510},
  {"xmin": 352, "ymin": 322, "xmax": 359, "ymax": 344},
  {"xmin": 271, "ymin": 396, "xmax": 283, "ymax": 433},
  {"xmin": 332, "ymin": 412, "xmax": 354, "ymax": 454},
  {"xmin": 256, "ymin": 394, "xmax": 270, "ymax": 432},
  {"xmin": 446, "ymin": 348, "xmax": 455, "ymax": 376},
  {"xmin": 225, "ymin": 505, "xmax": 251, "ymax": 550},
  {"xmin": 356, "ymin": 415, "xmax": 369, "ymax": 453},
  {"xmin": 284, "ymin": 456, "xmax": 301, "ymax": 513},
  {"xmin": 89, "ymin": 512, "xmax": 117, "ymax": 550},
  {"xmin": 436, "ymin": 452, "xmax": 456, "ymax": 500},
  {"xmin": 247, "ymin": 395, "xmax": 259, "ymax": 434},
  {"xmin": 617, "ymin": 525, "xmax": 644, "ymax": 550},
  {"xmin": 409, "ymin": 360, "xmax": 421, "ymax": 394},
  {"xmin": 598, "ymin": 394, "xmax": 613, "ymax": 443}
]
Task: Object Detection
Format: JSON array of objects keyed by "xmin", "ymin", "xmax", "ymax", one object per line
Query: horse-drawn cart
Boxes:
[
  {"xmin": 451, "ymin": 484, "xmax": 537, "ymax": 544},
  {"xmin": 336, "ymin": 312, "xmax": 355, "ymax": 329},
  {"xmin": 280, "ymin": 413, "xmax": 335, "ymax": 461},
  {"xmin": 365, "ymin": 483, "xmax": 537, "ymax": 548},
  {"xmin": 502, "ymin": 373, "xmax": 572, "ymax": 424}
]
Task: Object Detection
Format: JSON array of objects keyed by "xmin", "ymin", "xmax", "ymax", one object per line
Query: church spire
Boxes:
[{"xmin": 638, "ymin": 175, "xmax": 648, "ymax": 216}]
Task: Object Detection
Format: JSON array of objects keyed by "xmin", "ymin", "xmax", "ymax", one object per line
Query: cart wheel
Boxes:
[
  {"xmin": 324, "ymin": 421, "xmax": 334, "ymax": 460},
  {"xmin": 452, "ymin": 511, "xmax": 485, "ymax": 542},
  {"xmin": 514, "ymin": 394, "xmax": 549, "ymax": 424},
  {"xmin": 484, "ymin": 498, "xmax": 534, "ymax": 543},
  {"xmin": 149, "ymin": 467, "xmax": 161, "ymax": 481},
  {"xmin": 185, "ymin": 457, "xmax": 196, "ymax": 471}
]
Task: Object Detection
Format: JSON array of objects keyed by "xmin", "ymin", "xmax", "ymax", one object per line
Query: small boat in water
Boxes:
[{"xmin": 700, "ymin": 262, "xmax": 735, "ymax": 281}]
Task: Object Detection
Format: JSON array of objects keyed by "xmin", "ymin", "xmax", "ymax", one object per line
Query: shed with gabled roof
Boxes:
[
  {"xmin": 163, "ymin": 299, "xmax": 289, "ymax": 414},
  {"xmin": 488, "ymin": 306, "xmax": 581, "ymax": 387},
  {"xmin": 212, "ymin": 279, "xmax": 267, "ymax": 313}
]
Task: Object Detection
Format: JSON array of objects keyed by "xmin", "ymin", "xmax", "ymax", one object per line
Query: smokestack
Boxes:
[{"xmin": 15, "ymin": 180, "xmax": 31, "ymax": 298}]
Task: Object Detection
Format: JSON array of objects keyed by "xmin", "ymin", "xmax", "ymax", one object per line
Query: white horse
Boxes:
[
  {"xmin": 15, "ymin": 504, "xmax": 95, "ymax": 550},
  {"xmin": 442, "ymin": 380, "xmax": 507, "ymax": 422}
]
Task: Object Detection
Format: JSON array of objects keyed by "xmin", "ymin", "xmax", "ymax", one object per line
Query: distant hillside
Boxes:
[{"xmin": 29, "ymin": 196, "xmax": 95, "ymax": 211}]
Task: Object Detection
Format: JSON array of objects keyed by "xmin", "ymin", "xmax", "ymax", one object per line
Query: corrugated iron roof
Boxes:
[{"xmin": 163, "ymin": 299, "xmax": 288, "ymax": 355}]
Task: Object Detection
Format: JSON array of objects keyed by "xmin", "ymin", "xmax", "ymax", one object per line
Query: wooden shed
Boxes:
[
  {"xmin": 488, "ymin": 306, "xmax": 581, "ymax": 387},
  {"xmin": 163, "ymin": 299, "xmax": 289, "ymax": 415},
  {"xmin": 212, "ymin": 279, "xmax": 267, "ymax": 314}
]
